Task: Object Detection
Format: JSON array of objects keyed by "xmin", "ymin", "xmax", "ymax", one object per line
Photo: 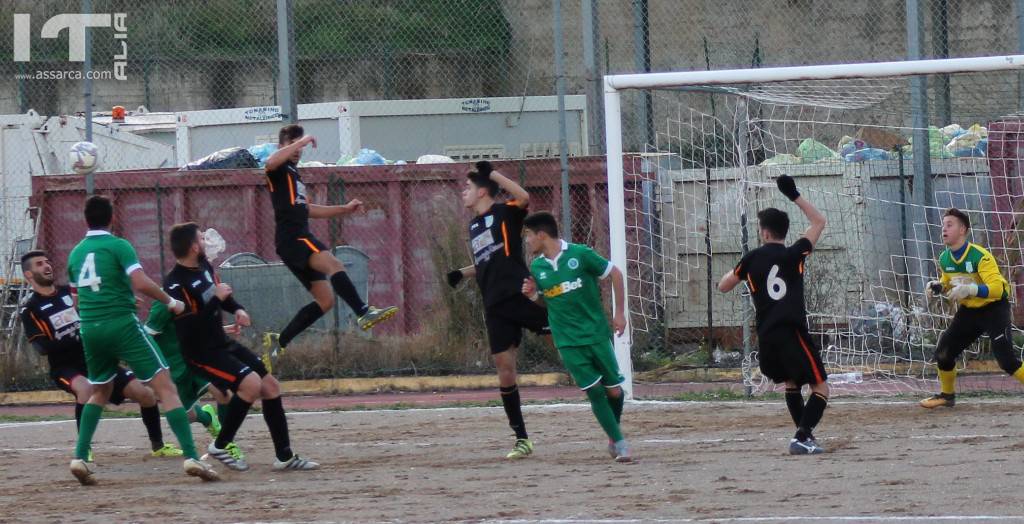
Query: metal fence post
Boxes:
[
  {"xmin": 83, "ymin": 0, "xmax": 94, "ymax": 194},
  {"xmin": 581, "ymin": 0, "xmax": 603, "ymax": 154},
  {"xmin": 907, "ymin": 0, "xmax": 935, "ymax": 290},
  {"xmin": 276, "ymin": 0, "xmax": 297, "ymax": 123},
  {"xmin": 554, "ymin": 0, "xmax": 571, "ymax": 240}
]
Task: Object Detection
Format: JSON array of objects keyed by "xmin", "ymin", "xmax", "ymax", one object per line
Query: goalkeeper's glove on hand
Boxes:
[
  {"xmin": 927, "ymin": 280, "xmax": 944, "ymax": 297},
  {"xmin": 949, "ymin": 283, "xmax": 979, "ymax": 302},
  {"xmin": 776, "ymin": 174, "xmax": 800, "ymax": 201},
  {"xmin": 446, "ymin": 270, "xmax": 463, "ymax": 288}
]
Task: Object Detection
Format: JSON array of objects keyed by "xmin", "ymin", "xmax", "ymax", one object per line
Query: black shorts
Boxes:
[
  {"xmin": 484, "ymin": 294, "xmax": 551, "ymax": 354},
  {"xmin": 187, "ymin": 342, "xmax": 268, "ymax": 393},
  {"xmin": 276, "ymin": 234, "xmax": 328, "ymax": 290},
  {"xmin": 51, "ymin": 366, "xmax": 134, "ymax": 405},
  {"xmin": 757, "ymin": 325, "xmax": 827, "ymax": 386}
]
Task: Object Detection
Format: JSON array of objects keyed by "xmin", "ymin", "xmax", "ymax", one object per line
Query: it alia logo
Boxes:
[
  {"xmin": 461, "ymin": 99, "xmax": 491, "ymax": 113},
  {"xmin": 14, "ymin": 13, "xmax": 128, "ymax": 80}
]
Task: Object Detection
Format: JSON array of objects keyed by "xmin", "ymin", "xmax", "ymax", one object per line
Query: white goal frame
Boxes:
[{"xmin": 604, "ymin": 55, "xmax": 1024, "ymax": 399}]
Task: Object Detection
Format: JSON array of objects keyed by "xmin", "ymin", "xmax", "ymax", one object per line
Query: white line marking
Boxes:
[{"xmin": 485, "ymin": 516, "xmax": 1024, "ymax": 523}]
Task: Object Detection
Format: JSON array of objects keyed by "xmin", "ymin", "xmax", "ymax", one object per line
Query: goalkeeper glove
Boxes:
[
  {"xmin": 949, "ymin": 283, "xmax": 979, "ymax": 302},
  {"xmin": 926, "ymin": 280, "xmax": 944, "ymax": 297},
  {"xmin": 446, "ymin": 270, "xmax": 464, "ymax": 288},
  {"xmin": 776, "ymin": 175, "xmax": 800, "ymax": 201}
]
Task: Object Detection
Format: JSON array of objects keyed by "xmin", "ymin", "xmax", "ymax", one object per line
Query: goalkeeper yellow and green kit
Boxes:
[
  {"xmin": 937, "ymin": 242, "xmax": 1008, "ymax": 308},
  {"xmin": 67, "ymin": 231, "xmax": 168, "ymax": 383}
]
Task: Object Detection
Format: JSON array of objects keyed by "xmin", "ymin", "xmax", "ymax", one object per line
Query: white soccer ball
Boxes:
[{"xmin": 69, "ymin": 141, "xmax": 99, "ymax": 175}]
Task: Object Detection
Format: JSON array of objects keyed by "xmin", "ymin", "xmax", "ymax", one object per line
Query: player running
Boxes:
[
  {"xmin": 19, "ymin": 250, "xmax": 183, "ymax": 458},
  {"xmin": 920, "ymin": 208, "xmax": 1024, "ymax": 408},
  {"xmin": 520, "ymin": 212, "xmax": 632, "ymax": 462},
  {"xmin": 66, "ymin": 195, "xmax": 219, "ymax": 485},
  {"xmin": 718, "ymin": 175, "xmax": 829, "ymax": 455},
  {"xmin": 262, "ymin": 124, "xmax": 397, "ymax": 361},
  {"xmin": 446, "ymin": 161, "xmax": 550, "ymax": 459},
  {"xmin": 164, "ymin": 222, "xmax": 318, "ymax": 472}
]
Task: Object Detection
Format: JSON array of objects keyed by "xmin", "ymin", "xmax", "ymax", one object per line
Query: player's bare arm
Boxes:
[
  {"xmin": 129, "ymin": 269, "xmax": 184, "ymax": 314},
  {"xmin": 776, "ymin": 174, "xmax": 826, "ymax": 247},
  {"xmin": 308, "ymin": 199, "xmax": 364, "ymax": 219},
  {"xmin": 718, "ymin": 270, "xmax": 742, "ymax": 293},
  {"xmin": 265, "ymin": 134, "xmax": 316, "ymax": 172},
  {"xmin": 609, "ymin": 266, "xmax": 627, "ymax": 336}
]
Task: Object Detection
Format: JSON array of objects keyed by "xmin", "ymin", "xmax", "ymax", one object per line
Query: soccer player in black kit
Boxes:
[
  {"xmin": 263, "ymin": 124, "xmax": 397, "ymax": 358},
  {"xmin": 446, "ymin": 161, "xmax": 550, "ymax": 459},
  {"xmin": 718, "ymin": 175, "xmax": 829, "ymax": 455},
  {"xmin": 18, "ymin": 250, "xmax": 182, "ymax": 458},
  {"xmin": 164, "ymin": 222, "xmax": 318, "ymax": 471}
]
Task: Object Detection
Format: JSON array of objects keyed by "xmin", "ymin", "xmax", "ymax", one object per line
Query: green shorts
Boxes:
[
  {"xmin": 175, "ymin": 372, "xmax": 211, "ymax": 411},
  {"xmin": 80, "ymin": 315, "xmax": 168, "ymax": 384},
  {"xmin": 558, "ymin": 339, "xmax": 625, "ymax": 390}
]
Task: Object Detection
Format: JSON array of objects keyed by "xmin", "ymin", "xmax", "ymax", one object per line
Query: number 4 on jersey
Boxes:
[
  {"xmin": 767, "ymin": 264, "xmax": 787, "ymax": 300},
  {"xmin": 77, "ymin": 252, "xmax": 102, "ymax": 291}
]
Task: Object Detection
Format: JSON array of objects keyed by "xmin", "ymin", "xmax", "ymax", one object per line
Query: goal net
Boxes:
[{"xmin": 604, "ymin": 56, "xmax": 1024, "ymax": 396}]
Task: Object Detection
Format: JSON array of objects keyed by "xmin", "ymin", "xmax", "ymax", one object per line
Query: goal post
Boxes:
[{"xmin": 605, "ymin": 55, "xmax": 1024, "ymax": 397}]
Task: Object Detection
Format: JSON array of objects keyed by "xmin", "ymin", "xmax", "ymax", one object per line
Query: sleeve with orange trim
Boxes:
[
  {"xmin": 208, "ymin": 262, "xmax": 243, "ymax": 313},
  {"xmin": 787, "ymin": 237, "xmax": 813, "ymax": 259},
  {"xmin": 732, "ymin": 251, "xmax": 753, "ymax": 281},
  {"xmin": 19, "ymin": 306, "xmax": 56, "ymax": 355}
]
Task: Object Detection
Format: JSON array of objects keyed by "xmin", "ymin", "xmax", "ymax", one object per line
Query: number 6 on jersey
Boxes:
[
  {"xmin": 76, "ymin": 253, "xmax": 102, "ymax": 291},
  {"xmin": 767, "ymin": 264, "xmax": 787, "ymax": 300}
]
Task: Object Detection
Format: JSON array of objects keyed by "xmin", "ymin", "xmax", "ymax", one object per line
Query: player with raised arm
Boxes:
[
  {"xmin": 446, "ymin": 161, "xmax": 551, "ymax": 459},
  {"xmin": 718, "ymin": 175, "xmax": 829, "ymax": 455},
  {"xmin": 262, "ymin": 125, "xmax": 397, "ymax": 361},
  {"xmin": 19, "ymin": 250, "xmax": 183, "ymax": 458},
  {"xmin": 520, "ymin": 212, "xmax": 632, "ymax": 462},
  {"xmin": 920, "ymin": 208, "xmax": 1023, "ymax": 408},
  {"xmin": 66, "ymin": 195, "xmax": 218, "ymax": 485},
  {"xmin": 164, "ymin": 222, "xmax": 318, "ymax": 472}
]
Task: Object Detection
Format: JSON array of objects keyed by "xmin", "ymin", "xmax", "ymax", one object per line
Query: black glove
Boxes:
[
  {"xmin": 446, "ymin": 270, "xmax": 464, "ymax": 288},
  {"xmin": 776, "ymin": 175, "xmax": 800, "ymax": 201},
  {"xmin": 475, "ymin": 160, "xmax": 493, "ymax": 177}
]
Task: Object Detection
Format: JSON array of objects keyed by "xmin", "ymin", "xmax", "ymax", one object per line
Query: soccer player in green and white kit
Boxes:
[
  {"xmin": 520, "ymin": 212, "xmax": 632, "ymax": 462},
  {"xmin": 66, "ymin": 195, "xmax": 219, "ymax": 485}
]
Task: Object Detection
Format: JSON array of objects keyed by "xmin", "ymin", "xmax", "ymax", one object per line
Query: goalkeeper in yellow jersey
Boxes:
[{"xmin": 921, "ymin": 208, "xmax": 1023, "ymax": 408}]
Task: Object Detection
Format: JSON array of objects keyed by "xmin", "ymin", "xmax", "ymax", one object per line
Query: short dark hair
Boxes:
[
  {"xmin": 523, "ymin": 211, "xmax": 559, "ymax": 239},
  {"xmin": 467, "ymin": 160, "xmax": 499, "ymax": 198},
  {"xmin": 170, "ymin": 222, "xmax": 201, "ymax": 258},
  {"xmin": 278, "ymin": 124, "xmax": 304, "ymax": 145},
  {"xmin": 20, "ymin": 250, "xmax": 47, "ymax": 272},
  {"xmin": 944, "ymin": 208, "xmax": 970, "ymax": 230},
  {"xmin": 84, "ymin": 195, "xmax": 113, "ymax": 229},
  {"xmin": 757, "ymin": 208, "xmax": 789, "ymax": 240}
]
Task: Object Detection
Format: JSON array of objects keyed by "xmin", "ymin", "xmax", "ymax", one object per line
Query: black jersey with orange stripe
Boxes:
[
  {"xmin": 265, "ymin": 161, "xmax": 311, "ymax": 244},
  {"xmin": 163, "ymin": 259, "xmax": 244, "ymax": 356},
  {"xmin": 732, "ymin": 237, "xmax": 813, "ymax": 337},
  {"xmin": 469, "ymin": 201, "xmax": 530, "ymax": 307},
  {"xmin": 19, "ymin": 285, "xmax": 87, "ymax": 370}
]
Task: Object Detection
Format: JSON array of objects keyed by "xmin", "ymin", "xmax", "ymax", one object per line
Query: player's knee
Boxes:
[
  {"xmin": 131, "ymin": 383, "xmax": 157, "ymax": 407},
  {"xmin": 236, "ymin": 373, "xmax": 262, "ymax": 402},
  {"xmin": 810, "ymin": 381, "xmax": 829, "ymax": 398},
  {"xmin": 992, "ymin": 339, "xmax": 1021, "ymax": 375},
  {"xmin": 89, "ymin": 382, "xmax": 114, "ymax": 404},
  {"xmin": 315, "ymin": 295, "xmax": 334, "ymax": 312},
  {"xmin": 606, "ymin": 385, "xmax": 623, "ymax": 399},
  {"xmin": 260, "ymin": 375, "xmax": 281, "ymax": 398}
]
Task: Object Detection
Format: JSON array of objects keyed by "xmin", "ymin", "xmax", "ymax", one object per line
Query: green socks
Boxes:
[
  {"xmin": 610, "ymin": 391, "xmax": 624, "ymax": 423},
  {"xmin": 585, "ymin": 386, "xmax": 624, "ymax": 443},
  {"xmin": 193, "ymin": 405, "xmax": 213, "ymax": 427},
  {"xmin": 165, "ymin": 407, "xmax": 198, "ymax": 459},
  {"xmin": 74, "ymin": 403, "xmax": 103, "ymax": 460}
]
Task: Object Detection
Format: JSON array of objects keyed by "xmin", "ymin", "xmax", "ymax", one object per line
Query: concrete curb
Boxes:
[{"xmin": 0, "ymin": 372, "xmax": 571, "ymax": 406}]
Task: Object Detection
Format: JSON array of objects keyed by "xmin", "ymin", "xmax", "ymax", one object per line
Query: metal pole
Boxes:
[
  {"xmin": 1018, "ymin": 0, "xmax": 1024, "ymax": 111},
  {"xmin": 276, "ymin": 0, "xmax": 298, "ymax": 123},
  {"xmin": 632, "ymin": 0, "xmax": 652, "ymax": 150},
  {"xmin": 554, "ymin": 0, "xmax": 571, "ymax": 240},
  {"xmin": 581, "ymin": 0, "xmax": 603, "ymax": 154},
  {"xmin": 82, "ymin": 0, "xmax": 94, "ymax": 194},
  {"xmin": 156, "ymin": 182, "xmax": 166, "ymax": 277},
  {"xmin": 932, "ymin": 0, "xmax": 951, "ymax": 125},
  {"xmin": 907, "ymin": 0, "xmax": 934, "ymax": 289},
  {"xmin": 704, "ymin": 165, "xmax": 713, "ymax": 366}
]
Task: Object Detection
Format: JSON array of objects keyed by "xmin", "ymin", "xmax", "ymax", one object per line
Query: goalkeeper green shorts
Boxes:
[
  {"xmin": 558, "ymin": 340, "xmax": 625, "ymax": 390},
  {"xmin": 80, "ymin": 315, "xmax": 168, "ymax": 384}
]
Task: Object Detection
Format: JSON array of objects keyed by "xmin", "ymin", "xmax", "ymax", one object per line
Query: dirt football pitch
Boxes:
[{"xmin": 3, "ymin": 396, "xmax": 1024, "ymax": 523}]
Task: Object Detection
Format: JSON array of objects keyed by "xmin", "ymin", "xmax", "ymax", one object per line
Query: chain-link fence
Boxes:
[{"xmin": 1, "ymin": 0, "xmax": 1023, "ymax": 390}]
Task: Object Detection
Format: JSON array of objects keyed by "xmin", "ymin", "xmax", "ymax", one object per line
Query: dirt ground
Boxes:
[{"xmin": 3, "ymin": 397, "xmax": 1024, "ymax": 523}]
